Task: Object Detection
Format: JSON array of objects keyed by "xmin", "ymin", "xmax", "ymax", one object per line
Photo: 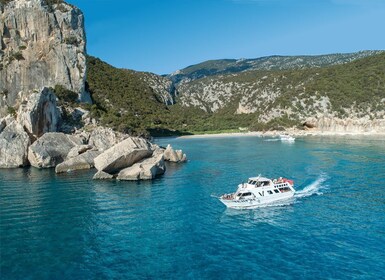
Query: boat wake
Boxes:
[
  {"xmin": 263, "ymin": 139, "xmax": 279, "ymax": 142},
  {"xmin": 294, "ymin": 173, "xmax": 329, "ymax": 199}
]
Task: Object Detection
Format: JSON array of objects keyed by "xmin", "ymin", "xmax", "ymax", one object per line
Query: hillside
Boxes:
[
  {"xmin": 169, "ymin": 50, "xmax": 383, "ymax": 85},
  {"xmin": 86, "ymin": 52, "xmax": 385, "ymax": 135},
  {"xmin": 177, "ymin": 52, "xmax": 385, "ymax": 131},
  {"xmin": 86, "ymin": 56, "xmax": 213, "ymax": 136}
]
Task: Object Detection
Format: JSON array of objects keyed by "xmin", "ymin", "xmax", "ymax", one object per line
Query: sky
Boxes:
[{"xmin": 69, "ymin": 0, "xmax": 385, "ymax": 74}]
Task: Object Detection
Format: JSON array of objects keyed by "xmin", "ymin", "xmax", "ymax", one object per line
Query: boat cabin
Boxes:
[{"xmin": 247, "ymin": 177, "xmax": 272, "ymax": 187}]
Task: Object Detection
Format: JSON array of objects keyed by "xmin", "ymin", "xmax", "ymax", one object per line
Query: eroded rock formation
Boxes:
[
  {"xmin": 93, "ymin": 137, "xmax": 153, "ymax": 174},
  {"xmin": 0, "ymin": 0, "xmax": 89, "ymax": 118},
  {"xmin": 0, "ymin": 121, "xmax": 30, "ymax": 167},
  {"xmin": 28, "ymin": 132, "xmax": 83, "ymax": 168},
  {"xmin": 117, "ymin": 148, "xmax": 165, "ymax": 180},
  {"xmin": 17, "ymin": 87, "xmax": 60, "ymax": 137}
]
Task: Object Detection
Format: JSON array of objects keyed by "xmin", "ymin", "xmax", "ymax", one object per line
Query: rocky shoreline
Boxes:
[{"xmin": 0, "ymin": 87, "xmax": 187, "ymax": 180}]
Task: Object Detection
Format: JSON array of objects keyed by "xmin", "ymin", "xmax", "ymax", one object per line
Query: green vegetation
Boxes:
[
  {"xmin": 85, "ymin": 53, "xmax": 385, "ymax": 136},
  {"xmin": 7, "ymin": 106, "xmax": 16, "ymax": 117},
  {"xmin": 53, "ymin": 85, "xmax": 78, "ymax": 104},
  {"xmin": 170, "ymin": 50, "xmax": 384, "ymax": 84},
  {"xmin": 0, "ymin": 0, "xmax": 13, "ymax": 5},
  {"xmin": 9, "ymin": 51, "xmax": 24, "ymax": 61},
  {"xmin": 64, "ymin": 36, "xmax": 79, "ymax": 46}
]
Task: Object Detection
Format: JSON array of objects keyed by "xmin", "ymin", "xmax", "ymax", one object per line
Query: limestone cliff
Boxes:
[
  {"xmin": 175, "ymin": 52, "xmax": 385, "ymax": 132},
  {"xmin": 304, "ymin": 117, "xmax": 385, "ymax": 133},
  {"xmin": 0, "ymin": 0, "xmax": 89, "ymax": 117},
  {"xmin": 139, "ymin": 71, "xmax": 177, "ymax": 105}
]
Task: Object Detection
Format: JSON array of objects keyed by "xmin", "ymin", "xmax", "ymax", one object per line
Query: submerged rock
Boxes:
[
  {"xmin": 55, "ymin": 150, "xmax": 100, "ymax": 173},
  {"xmin": 117, "ymin": 149, "xmax": 165, "ymax": 180},
  {"xmin": 94, "ymin": 137, "xmax": 152, "ymax": 174},
  {"xmin": 28, "ymin": 132, "xmax": 83, "ymax": 168},
  {"xmin": 93, "ymin": 170, "xmax": 114, "ymax": 180},
  {"xmin": 0, "ymin": 121, "xmax": 30, "ymax": 168}
]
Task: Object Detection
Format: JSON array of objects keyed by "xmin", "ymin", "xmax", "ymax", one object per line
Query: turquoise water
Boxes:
[{"xmin": 1, "ymin": 135, "xmax": 385, "ymax": 279}]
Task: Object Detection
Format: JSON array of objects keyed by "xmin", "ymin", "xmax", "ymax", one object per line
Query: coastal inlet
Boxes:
[{"xmin": 1, "ymin": 135, "xmax": 385, "ymax": 279}]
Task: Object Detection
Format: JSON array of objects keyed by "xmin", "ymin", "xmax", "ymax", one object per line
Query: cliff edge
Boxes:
[{"xmin": 0, "ymin": 0, "xmax": 89, "ymax": 117}]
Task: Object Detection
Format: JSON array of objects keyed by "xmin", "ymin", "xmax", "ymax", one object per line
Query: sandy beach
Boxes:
[{"xmin": 178, "ymin": 129, "xmax": 385, "ymax": 139}]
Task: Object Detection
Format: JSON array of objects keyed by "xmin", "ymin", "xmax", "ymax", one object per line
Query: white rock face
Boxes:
[
  {"xmin": 117, "ymin": 149, "xmax": 165, "ymax": 180},
  {"xmin": 28, "ymin": 132, "xmax": 83, "ymax": 168},
  {"xmin": 94, "ymin": 137, "xmax": 153, "ymax": 174},
  {"xmin": 88, "ymin": 127, "xmax": 126, "ymax": 152},
  {"xmin": 67, "ymin": 144, "xmax": 93, "ymax": 158},
  {"xmin": 93, "ymin": 170, "xmax": 114, "ymax": 180},
  {"xmin": 16, "ymin": 87, "xmax": 60, "ymax": 137},
  {"xmin": 139, "ymin": 72, "xmax": 177, "ymax": 105},
  {"xmin": 55, "ymin": 150, "xmax": 100, "ymax": 173},
  {"xmin": 0, "ymin": 121, "xmax": 30, "ymax": 167},
  {"xmin": 304, "ymin": 117, "xmax": 385, "ymax": 133},
  {"xmin": 0, "ymin": 0, "xmax": 89, "ymax": 117},
  {"xmin": 163, "ymin": 144, "xmax": 187, "ymax": 163}
]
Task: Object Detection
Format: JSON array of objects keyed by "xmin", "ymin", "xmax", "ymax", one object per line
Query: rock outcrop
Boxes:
[
  {"xmin": 66, "ymin": 144, "xmax": 93, "ymax": 158},
  {"xmin": 303, "ymin": 117, "xmax": 385, "ymax": 133},
  {"xmin": 0, "ymin": 0, "xmax": 89, "ymax": 117},
  {"xmin": 140, "ymin": 72, "xmax": 177, "ymax": 105},
  {"xmin": 93, "ymin": 170, "xmax": 114, "ymax": 180},
  {"xmin": 55, "ymin": 150, "xmax": 100, "ymax": 173},
  {"xmin": 28, "ymin": 132, "xmax": 83, "ymax": 168},
  {"xmin": 93, "ymin": 137, "xmax": 153, "ymax": 174},
  {"xmin": 163, "ymin": 144, "xmax": 187, "ymax": 163},
  {"xmin": 0, "ymin": 121, "xmax": 30, "ymax": 168},
  {"xmin": 117, "ymin": 149, "xmax": 165, "ymax": 180},
  {"xmin": 17, "ymin": 87, "xmax": 60, "ymax": 137},
  {"xmin": 88, "ymin": 127, "xmax": 126, "ymax": 152}
]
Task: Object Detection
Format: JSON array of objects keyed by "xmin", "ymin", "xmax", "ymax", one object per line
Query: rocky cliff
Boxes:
[
  {"xmin": 139, "ymin": 71, "xmax": 177, "ymax": 105},
  {"xmin": 0, "ymin": 0, "xmax": 89, "ymax": 117}
]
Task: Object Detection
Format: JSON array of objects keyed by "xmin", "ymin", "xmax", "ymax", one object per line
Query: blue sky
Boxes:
[{"xmin": 70, "ymin": 0, "xmax": 385, "ymax": 74}]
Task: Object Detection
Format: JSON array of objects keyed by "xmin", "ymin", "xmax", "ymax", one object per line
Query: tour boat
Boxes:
[
  {"xmin": 219, "ymin": 176, "xmax": 296, "ymax": 209},
  {"xmin": 279, "ymin": 135, "xmax": 295, "ymax": 142}
]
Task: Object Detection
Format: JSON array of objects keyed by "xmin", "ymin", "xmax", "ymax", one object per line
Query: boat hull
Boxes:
[{"xmin": 219, "ymin": 192, "xmax": 294, "ymax": 209}]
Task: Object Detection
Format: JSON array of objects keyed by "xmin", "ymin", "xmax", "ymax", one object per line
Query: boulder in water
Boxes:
[
  {"xmin": 0, "ymin": 121, "xmax": 30, "ymax": 168},
  {"xmin": 117, "ymin": 149, "xmax": 165, "ymax": 180},
  {"xmin": 93, "ymin": 170, "xmax": 114, "ymax": 180},
  {"xmin": 163, "ymin": 144, "xmax": 187, "ymax": 163},
  {"xmin": 55, "ymin": 150, "xmax": 101, "ymax": 173},
  {"xmin": 94, "ymin": 137, "xmax": 153, "ymax": 174},
  {"xmin": 28, "ymin": 132, "xmax": 83, "ymax": 168}
]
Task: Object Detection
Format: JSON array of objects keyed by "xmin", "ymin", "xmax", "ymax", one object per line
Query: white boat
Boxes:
[
  {"xmin": 279, "ymin": 134, "xmax": 295, "ymax": 142},
  {"xmin": 219, "ymin": 176, "xmax": 296, "ymax": 209}
]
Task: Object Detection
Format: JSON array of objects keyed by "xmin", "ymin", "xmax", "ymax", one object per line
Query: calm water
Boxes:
[{"xmin": 1, "ymin": 135, "xmax": 385, "ymax": 279}]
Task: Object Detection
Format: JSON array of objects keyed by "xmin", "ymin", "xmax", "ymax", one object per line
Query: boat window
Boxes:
[
  {"xmin": 274, "ymin": 189, "xmax": 280, "ymax": 193},
  {"xmin": 267, "ymin": 190, "xmax": 273, "ymax": 194},
  {"xmin": 240, "ymin": 192, "xmax": 252, "ymax": 197},
  {"xmin": 262, "ymin": 181, "xmax": 270, "ymax": 186}
]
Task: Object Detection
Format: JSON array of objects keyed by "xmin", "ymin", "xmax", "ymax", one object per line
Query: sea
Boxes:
[{"xmin": 1, "ymin": 135, "xmax": 385, "ymax": 279}]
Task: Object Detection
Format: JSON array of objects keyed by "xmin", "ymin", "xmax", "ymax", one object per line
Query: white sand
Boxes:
[{"xmin": 178, "ymin": 129, "xmax": 385, "ymax": 139}]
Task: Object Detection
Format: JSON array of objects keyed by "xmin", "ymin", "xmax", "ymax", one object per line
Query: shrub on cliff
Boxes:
[{"xmin": 53, "ymin": 85, "xmax": 78, "ymax": 104}]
